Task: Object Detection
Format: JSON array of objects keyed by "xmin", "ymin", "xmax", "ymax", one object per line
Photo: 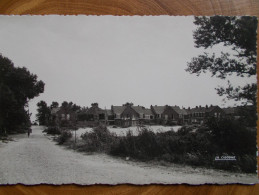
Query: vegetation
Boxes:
[
  {"xmin": 36, "ymin": 100, "xmax": 81, "ymax": 127},
  {"xmin": 57, "ymin": 122, "xmax": 256, "ymax": 173},
  {"xmin": 36, "ymin": 100, "xmax": 51, "ymax": 126},
  {"xmin": 80, "ymin": 125, "xmax": 117, "ymax": 152},
  {"xmin": 0, "ymin": 54, "xmax": 44, "ymax": 135},
  {"xmin": 57, "ymin": 130, "xmax": 72, "ymax": 145},
  {"xmin": 186, "ymin": 16, "xmax": 257, "ymax": 126},
  {"xmin": 43, "ymin": 126, "xmax": 61, "ymax": 135}
]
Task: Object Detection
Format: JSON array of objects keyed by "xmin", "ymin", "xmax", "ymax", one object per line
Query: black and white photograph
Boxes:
[{"xmin": 0, "ymin": 15, "xmax": 257, "ymax": 185}]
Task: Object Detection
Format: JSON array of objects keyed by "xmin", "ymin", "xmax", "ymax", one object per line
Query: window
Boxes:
[{"xmin": 66, "ymin": 114, "xmax": 70, "ymax": 120}]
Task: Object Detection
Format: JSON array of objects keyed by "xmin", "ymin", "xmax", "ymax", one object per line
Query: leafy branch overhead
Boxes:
[{"xmin": 186, "ymin": 16, "xmax": 257, "ymax": 105}]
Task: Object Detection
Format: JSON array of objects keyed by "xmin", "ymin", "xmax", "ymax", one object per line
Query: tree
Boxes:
[
  {"xmin": 186, "ymin": 16, "xmax": 257, "ymax": 105},
  {"xmin": 0, "ymin": 54, "xmax": 44, "ymax": 134},
  {"xmin": 36, "ymin": 101, "xmax": 50, "ymax": 125},
  {"xmin": 61, "ymin": 101, "xmax": 69, "ymax": 109},
  {"xmin": 50, "ymin": 101, "xmax": 59, "ymax": 109},
  {"xmin": 186, "ymin": 16, "xmax": 257, "ymax": 126}
]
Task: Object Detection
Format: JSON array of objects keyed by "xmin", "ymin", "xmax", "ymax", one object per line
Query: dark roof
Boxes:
[
  {"xmin": 151, "ymin": 106, "xmax": 165, "ymax": 114},
  {"xmin": 132, "ymin": 106, "xmax": 145, "ymax": 114},
  {"xmin": 143, "ymin": 109, "xmax": 153, "ymax": 115},
  {"xmin": 171, "ymin": 106, "xmax": 188, "ymax": 115},
  {"xmin": 112, "ymin": 106, "xmax": 126, "ymax": 114},
  {"xmin": 189, "ymin": 105, "xmax": 220, "ymax": 113}
]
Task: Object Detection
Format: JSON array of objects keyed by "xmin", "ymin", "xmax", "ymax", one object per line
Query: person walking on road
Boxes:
[{"xmin": 28, "ymin": 128, "xmax": 32, "ymax": 137}]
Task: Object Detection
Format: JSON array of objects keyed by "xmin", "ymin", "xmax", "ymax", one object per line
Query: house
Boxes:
[
  {"xmin": 105, "ymin": 109, "xmax": 115, "ymax": 125},
  {"xmin": 132, "ymin": 106, "xmax": 155, "ymax": 125},
  {"xmin": 84, "ymin": 103, "xmax": 107, "ymax": 125},
  {"xmin": 187, "ymin": 105, "xmax": 225, "ymax": 124},
  {"xmin": 50, "ymin": 106, "xmax": 77, "ymax": 127},
  {"xmin": 142, "ymin": 108, "xmax": 155, "ymax": 121},
  {"xmin": 171, "ymin": 106, "xmax": 189, "ymax": 125},
  {"xmin": 150, "ymin": 105, "xmax": 165, "ymax": 120},
  {"xmin": 120, "ymin": 105, "xmax": 140, "ymax": 127},
  {"xmin": 76, "ymin": 103, "xmax": 108, "ymax": 127},
  {"xmin": 150, "ymin": 105, "xmax": 180, "ymax": 125},
  {"xmin": 111, "ymin": 103, "xmax": 154, "ymax": 127},
  {"xmin": 111, "ymin": 105, "xmax": 127, "ymax": 127}
]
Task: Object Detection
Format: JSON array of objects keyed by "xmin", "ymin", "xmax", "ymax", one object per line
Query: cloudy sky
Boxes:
[{"xmin": 0, "ymin": 16, "xmax": 255, "ymax": 121}]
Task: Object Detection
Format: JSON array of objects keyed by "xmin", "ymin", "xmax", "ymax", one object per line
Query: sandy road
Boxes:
[{"xmin": 0, "ymin": 126, "xmax": 257, "ymax": 185}]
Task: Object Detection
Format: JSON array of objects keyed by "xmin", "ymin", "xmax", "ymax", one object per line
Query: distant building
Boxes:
[
  {"xmin": 50, "ymin": 107, "xmax": 77, "ymax": 127},
  {"xmin": 171, "ymin": 106, "xmax": 189, "ymax": 125},
  {"xmin": 111, "ymin": 105, "xmax": 127, "ymax": 127},
  {"xmin": 51, "ymin": 102, "xmax": 228, "ymax": 128},
  {"xmin": 77, "ymin": 103, "xmax": 107, "ymax": 126},
  {"xmin": 185, "ymin": 105, "xmax": 225, "ymax": 124},
  {"xmin": 150, "ymin": 105, "xmax": 188, "ymax": 125},
  {"xmin": 223, "ymin": 105, "xmax": 255, "ymax": 120},
  {"xmin": 111, "ymin": 103, "xmax": 155, "ymax": 127}
]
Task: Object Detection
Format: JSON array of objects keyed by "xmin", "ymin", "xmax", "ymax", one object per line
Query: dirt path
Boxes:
[{"xmin": 0, "ymin": 126, "xmax": 257, "ymax": 185}]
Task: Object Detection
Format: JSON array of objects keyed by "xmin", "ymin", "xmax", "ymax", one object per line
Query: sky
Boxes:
[{"xmin": 0, "ymin": 16, "xmax": 256, "ymax": 121}]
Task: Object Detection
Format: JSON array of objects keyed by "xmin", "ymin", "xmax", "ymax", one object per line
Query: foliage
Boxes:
[
  {"xmin": 61, "ymin": 101, "xmax": 81, "ymax": 112},
  {"xmin": 57, "ymin": 130, "xmax": 72, "ymax": 145},
  {"xmin": 50, "ymin": 101, "xmax": 59, "ymax": 109},
  {"xmin": 36, "ymin": 100, "xmax": 51, "ymax": 125},
  {"xmin": 80, "ymin": 125, "xmax": 118, "ymax": 152},
  {"xmin": 186, "ymin": 16, "xmax": 257, "ymax": 125},
  {"xmin": 58, "ymin": 123, "xmax": 256, "ymax": 173},
  {"xmin": 206, "ymin": 117, "xmax": 256, "ymax": 156},
  {"xmin": 110, "ymin": 123, "xmax": 256, "ymax": 173},
  {"xmin": 0, "ymin": 54, "xmax": 44, "ymax": 134},
  {"xmin": 44, "ymin": 126, "xmax": 61, "ymax": 135}
]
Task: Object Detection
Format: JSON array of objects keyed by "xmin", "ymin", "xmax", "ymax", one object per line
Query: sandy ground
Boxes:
[
  {"xmin": 75, "ymin": 125, "xmax": 182, "ymax": 138},
  {"xmin": 0, "ymin": 126, "xmax": 257, "ymax": 185}
]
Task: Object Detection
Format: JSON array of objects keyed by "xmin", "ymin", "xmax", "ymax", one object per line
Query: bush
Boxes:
[
  {"xmin": 81, "ymin": 125, "xmax": 118, "ymax": 152},
  {"xmin": 165, "ymin": 120, "xmax": 177, "ymax": 126},
  {"xmin": 57, "ymin": 130, "xmax": 72, "ymax": 145},
  {"xmin": 110, "ymin": 123, "xmax": 256, "ymax": 173},
  {"xmin": 43, "ymin": 126, "xmax": 61, "ymax": 135}
]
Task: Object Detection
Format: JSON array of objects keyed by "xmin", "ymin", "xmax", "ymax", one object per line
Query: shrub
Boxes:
[
  {"xmin": 57, "ymin": 130, "xmax": 72, "ymax": 145},
  {"xmin": 43, "ymin": 126, "xmax": 61, "ymax": 135},
  {"xmin": 165, "ymin": 120, "xmax": 177, "ymax": 126},
  {"xmin": 110, "ymin": 123, "xmax": 256, "ymax": 173},
  {"xmin": 81, "ymin": 125, "xmax": 118, "ymax": 152},
  {"xmin": 110, "ymin": 128, "xmax": 161, "ymax": 160}
]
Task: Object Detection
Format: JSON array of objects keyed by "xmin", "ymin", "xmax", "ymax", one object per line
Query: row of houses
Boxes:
[{"xmin": 51, "ymin": 102, "xmax": 228, "ymax": 127}]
